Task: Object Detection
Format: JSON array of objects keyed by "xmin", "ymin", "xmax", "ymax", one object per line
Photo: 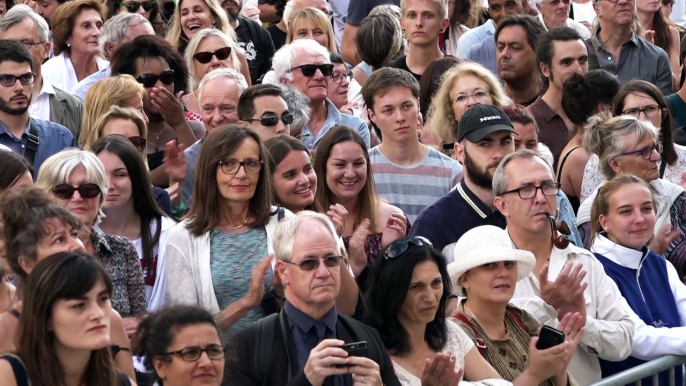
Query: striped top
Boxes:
[{"xmin": 369, "ymin": 146, "xmax": 463, "ymax": 223}]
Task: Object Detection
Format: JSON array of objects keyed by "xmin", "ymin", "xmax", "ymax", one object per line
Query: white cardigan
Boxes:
[{"xmin": 164, "ymin": 207, "xmax": 293, "ymax": 314}]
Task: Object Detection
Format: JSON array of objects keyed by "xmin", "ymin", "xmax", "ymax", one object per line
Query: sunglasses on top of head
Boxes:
[
  {"xmin": 290, "ymin": 64, "xmax": 334, "ymax": 78},
  {"xmin": 193, "ymin": 47, "xmax": 232, "ymax": 64},
  {"xmin": 119, "ymin": 0, "xmax": 157, "ymax": 12},
  {"xmin": 136, "ymin": 69, "xmax": 175, "ymax": 88},
  {"xmin": 52, "ymin": 184, "xmax": 101, "ymax": 200}
]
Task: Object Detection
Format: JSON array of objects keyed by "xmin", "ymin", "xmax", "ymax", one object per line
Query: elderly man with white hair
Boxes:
[
  {"xmin": 181, "ymin": 68, "xmax": 248, "ymax": 208},
  {"xmin": 272, "ymin": 39, "xmax": 370, "ymax": 149},
  {"xmin": 71, "ymin": 13, "xmax": 154, "ymax": 100},
  {"xmin": 0, "ymin": 4, "xmax": 84, "ymax": 138},
  {"xmin": 224, "ymin": 210, "xmax": 400, "ymax": 386}
]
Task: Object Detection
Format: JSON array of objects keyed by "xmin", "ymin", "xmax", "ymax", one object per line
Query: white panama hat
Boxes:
[{"xmin": 447, "ymin": 225, "xmax": 536, "ymax": 294}]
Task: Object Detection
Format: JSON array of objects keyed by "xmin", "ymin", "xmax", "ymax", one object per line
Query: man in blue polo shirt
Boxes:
[
  {"xmin": 410, "ymin": 104, "xmax": 514, "ymax": 254},
  {"xmin": 0, "ymin": 40, "xmax": 73, "ymax": 177}
]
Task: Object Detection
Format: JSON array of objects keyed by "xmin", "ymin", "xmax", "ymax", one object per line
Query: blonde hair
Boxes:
[
  {"xmin": 582, "ymin": 113, "xmax": 660, "ymax": 180},
  {"xmin": 165, "ymin": 0, "xmax": 235, "ymax": 52},
  {"xmin": 85, "ymin": 106, "xmax": 148, "ymax": 150},
  {"xmin": 80, "ymin": 75, "xmax": 146, "ymax": 148},
  {"xmin": 286, "ymin": 8, "xmax": 338, "ymax": 53},
  {"xmin": 36, "ymin": 149, "xmax": 109, "ymax": 225},
  {"xmin": 400, "ymin": 0, "xmax": 448, "ymax": 21},
  {"xmin": 589, "ymin": 174, "xmax": 655, "ymax": 246},
  {"xmin": 428, "ymin": 61, "xmax": 512, "ymax": 147},
  {"xmin": 185, "ymin": 28, "xmax": 242, "ymax": 90}
]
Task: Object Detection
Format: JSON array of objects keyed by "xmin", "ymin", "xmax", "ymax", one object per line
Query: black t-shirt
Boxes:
[
  {"xmin": 385, "ymin": 56, "xmax": 421, "ymax": 82},
  {"xmin": 347, "ymin": 0, "xmax": 400, "ymax": 26},
  {"xmin": 267, "ymin": 24, "xmax": 287, "ymax": 51},
  {"xmin": 235, "ymin": 15, "xmax": 276, "ymax": 84}
]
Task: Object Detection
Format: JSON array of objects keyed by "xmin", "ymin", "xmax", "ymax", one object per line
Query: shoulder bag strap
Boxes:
[
  {"xmin": 451, "ymin": 313, "xmax": 487, "ymax": 356},
  {"xmin": 24, "ymin": 120, "xmax": 40, "ymax": 166},
  {"xmin": 505, "ymin": 308, "xmax": 528, "ymax": 333},
  {"xmin": 251, "ymin": 313, "xmax": 278, "ymax": 386}
]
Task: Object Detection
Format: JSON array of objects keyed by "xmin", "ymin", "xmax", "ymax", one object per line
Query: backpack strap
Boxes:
[
  {"xmin": 24, "ymin": 120, "xmax": 40, "ymax": 166},
  {"xmin": 0, "ymin": 354, "xmax": 29, "ymax": 386},
  {"xmin": 452, "ymin": 313, "xmax": 487, "ymax": 356},
  {"xmin": 505, "ymin": 308, "xmax": 528, "ymax": 333},
  {"xmin": 251, "ymin": 313, "xmax": 278, "ymax": 386}
]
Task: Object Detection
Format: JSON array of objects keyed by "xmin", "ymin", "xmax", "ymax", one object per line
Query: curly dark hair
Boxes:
[
  {"xmin": 363, "ymin": 241, "xmax": 450, "ymax": 356},
  {"xmin": 110, "ymin": 34, "xmax": 190, "ymax": 94}
]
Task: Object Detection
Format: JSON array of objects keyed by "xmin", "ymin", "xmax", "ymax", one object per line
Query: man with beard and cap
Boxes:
[
  {"xmin": 409, "ymin": 104, "xmax": 514, "ymax": 253},
  {"xmin": 0, "ymin": 40, "xmax": 74, "ymax": 176},
  {"xmin": 224, "ymin": 0, "xmax": 275, "ymax": 84}
]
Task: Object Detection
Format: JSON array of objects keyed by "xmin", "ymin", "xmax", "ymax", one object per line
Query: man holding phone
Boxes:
[
  {"xmin": 223, "ymin": 211, "xmax": 400, "ymax": 386},
  {"xmin": 491, "ymin": 150, "xmax": 635, "ymax": 385}
]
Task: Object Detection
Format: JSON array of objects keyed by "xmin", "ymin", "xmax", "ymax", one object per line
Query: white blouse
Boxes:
[
  {"xmin": 392, "ymin": 321, "xmax": 512, "ymax": 386},
  {"xmin": 41, "ymin": 52, "xmax": 109, "ymax": 94}
]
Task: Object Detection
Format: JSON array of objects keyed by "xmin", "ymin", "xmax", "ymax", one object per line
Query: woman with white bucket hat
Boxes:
[{"xmin": 448, "ymin": 225, "xmax": 584, "ymax": 386}]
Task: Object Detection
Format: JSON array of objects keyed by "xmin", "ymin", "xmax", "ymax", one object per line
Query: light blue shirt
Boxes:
[
  {"xmin": 301, "ymin": 99, "xmax": 370, "ymax": 150},
  {"xmin": 467, "ymin": 36, "xmax": 499, "ymax": 79},
  {"xmin": 182, "ymin": 137, "xmax": 203, "ymax": 208},
  {"xmin": 72, "ymin": 66, "xmax": 112, "ymax": 101},
  {"xmin": 456, "ymin": 19, "xmax": 495, "ymax": 59},
  {"xmin": 557, "ymin": 190, "xmax": 583, "ymax": 247}
]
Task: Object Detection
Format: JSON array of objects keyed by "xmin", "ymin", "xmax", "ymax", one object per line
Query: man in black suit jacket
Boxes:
[{"xmin": 223, "ymin": 211, "xmax": 400, "ymax": 386}]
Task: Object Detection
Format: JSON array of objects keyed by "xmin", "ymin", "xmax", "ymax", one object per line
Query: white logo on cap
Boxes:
[{"xmin": 480, "ymin": 115, "xmax": 501, "ymax": 122}]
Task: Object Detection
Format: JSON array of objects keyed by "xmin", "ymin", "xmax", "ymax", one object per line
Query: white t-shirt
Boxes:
[
  {"xmin": 132, "ymin": 216, "xmax": 175, "ymax": 311},
  {"xmin": 572, "ymin": 1, "xmax": 597, "ymax": 25}
]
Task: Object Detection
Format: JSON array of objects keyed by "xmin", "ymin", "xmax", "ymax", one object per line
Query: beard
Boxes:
[
  {"xmin": 0, "ymin": 93, "xmax": 31, "ymax": 115},
  {"xmin": 223, "ymin": 0, "xmax": 241, "ymax": 22},
  {"xmin": 464, "ymin": 148, "xmax": 496, "ymax": 190}
]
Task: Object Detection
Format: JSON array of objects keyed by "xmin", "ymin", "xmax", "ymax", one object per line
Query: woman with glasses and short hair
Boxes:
[
  {"xmin": 133, "ymin": 305, "xmax": 225, "ymax": 386},
  {"xmin": 364, "ymin": 235, "xmax": 517, "ymax": 386},
  {"xmin": 577, "ymin": 113, "xmax": 686, "ymax": 282},
  {"xmin": 36, "ymin": 149, "xmax": 147, "ymax": 324},
  {"xmin": 165, "ymin": 125, "xmax": 293, "ymax": 336},
  {"xmin": 580, "ymin": 80, "xmax": 686, "ymax": 203}
]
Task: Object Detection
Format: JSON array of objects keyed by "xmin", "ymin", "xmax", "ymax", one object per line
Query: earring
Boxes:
[{"xmin": 67, "ymin": 43, "xmax": 71, "ymax": 47}]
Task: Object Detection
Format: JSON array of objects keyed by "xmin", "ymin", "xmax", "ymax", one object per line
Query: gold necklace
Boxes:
[{"xmin": 220, "ymin": 216, "xmax": 249, "ymax": 230}]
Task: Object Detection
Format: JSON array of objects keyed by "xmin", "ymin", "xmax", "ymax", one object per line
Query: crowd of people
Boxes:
[{"xmin": 0, "ymin": 0, "xmax": 686, "ymax": 384}]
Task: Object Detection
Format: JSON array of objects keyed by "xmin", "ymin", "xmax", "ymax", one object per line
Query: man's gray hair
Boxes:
[
  {"xmin": 281, "ymin": 85, "xmax": 311, "ymax": 135},
  {"xmin": 0, "ymin": 5, "xmax": 50, "ymax": 43},
  {"xmin": 273, "ymin": 211, "xmax": 345, "ymax": 262},
  {"xmin": 272, "ymin": 39, "xmax": 331, "ymax": 84},
  {"xmin": 492, "ymin": 149, "xmax": 555, "ymax": 196},
  {"xmin": 197, "ymin": 68, "xmax": 248, "ymax": 104},
  {"xmin": 99, "ymin": 13, "xmax": 152, "ymax": 59}
]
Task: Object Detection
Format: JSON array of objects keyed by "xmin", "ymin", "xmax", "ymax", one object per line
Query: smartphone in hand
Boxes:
[
  {"xmin": 536, "ymin": 325, "xmax": 565, "ymax": 350},
  {"xmin": 335, "ymin": 341, "xmax": 369, "ymax": 368}
]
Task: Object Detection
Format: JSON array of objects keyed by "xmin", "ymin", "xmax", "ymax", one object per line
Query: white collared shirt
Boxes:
[
  {"xmin": 42, "ymin": 52, "xmax": 109, "ymax": 95},
  {"xmin": 509, "ymin": 236, "xmax": 634, "ymax": 385},
  {"xmin": 28, "ymin": 77, "xmax": 56, "ymax": 122},
  {"xmin": 592, "ymin": 235, "xmax": 686, "ymax": 360}
]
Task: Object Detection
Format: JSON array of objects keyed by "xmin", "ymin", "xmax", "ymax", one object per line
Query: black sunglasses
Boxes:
[
  {"xmin": 548, "ymin": 215, "xmax": 571, "ymax": 249},
  {"xmin": 385, "ymin": 236, "xmax": 433, "ymax": 260},
  {"xmin": 53, "ymin": 184, "xmax": 101, "ymax": 200},
  {"xmin": 136, "ymin": 69, "xmax": 175, "ymax": 88},
  {"xmin": 246, "ymin": 113, "xmax": 294, "ymax": 127},
  {"xmin": 127, "ymin": 135, "xmax": 147, "ymax": 152},
  {"xmin": 283, "ymin": 255, "xmax": 345, "ymax": 271},
  {"xmin": 290, "ymin": 64, "xmax": 334, "ymax": 77},
  {"xmin": 119, "ymin": 0, "xmax": 156, "ymax": 12},
  {"xmin": 193, "ymin": 47, "xmax": 232, "ymax": 64}
]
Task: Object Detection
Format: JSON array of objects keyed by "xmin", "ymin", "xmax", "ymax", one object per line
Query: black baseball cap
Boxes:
[{"xmin": 457, "ymin": 104, "xmax": 516, "ymax": 143}]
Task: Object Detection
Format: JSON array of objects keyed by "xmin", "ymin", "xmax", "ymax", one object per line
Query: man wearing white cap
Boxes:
[
  {"xmin": 448, "ymin": 225, "xmax": 584, "ymax": 386},
  {"xmin": 491, "ymin": 149, "xmax": 634, "ymax": 385}
]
